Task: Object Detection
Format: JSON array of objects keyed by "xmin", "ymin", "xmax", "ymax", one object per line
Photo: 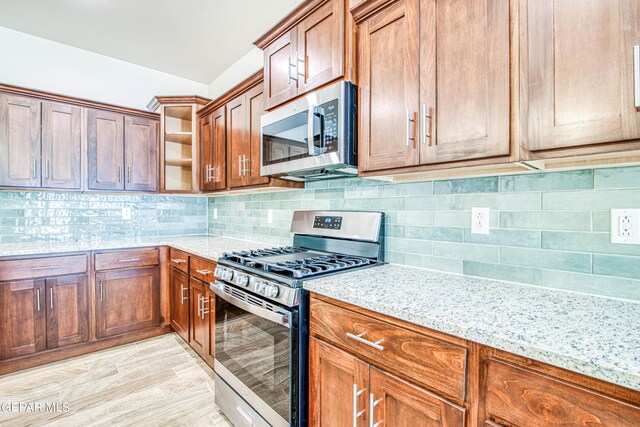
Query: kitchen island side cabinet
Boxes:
[
  {"xmin": 356, "ymin": 0, "xmax": 510, "ymax": 173},
  {"xmin": 521, "ymin": 0, "xmax": 640, "ymax": 158}
]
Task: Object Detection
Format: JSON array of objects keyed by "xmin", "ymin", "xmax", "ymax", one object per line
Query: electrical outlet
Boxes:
[
  {"xmin": 471, "ymin": 207, "xmax": 490, "ymax": 235},
  {"xmin": 267, "ymin": 209, "xmax": 273, "ymax": 224},
  {"xmin": 213, "ymin": 208, "xmax": 218, "ymax": 220},
  {"xmin": 611, "ymin": 209, "xmax": 640, "ymax": 244},
  {"xmin": 121, "ymin": 207, "xmax": 131, "ymax": 221}
]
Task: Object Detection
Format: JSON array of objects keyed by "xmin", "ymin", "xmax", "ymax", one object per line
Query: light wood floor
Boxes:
[{"xmin": 0, "ymin": 334, "xmax": 233, "ymax": 427}]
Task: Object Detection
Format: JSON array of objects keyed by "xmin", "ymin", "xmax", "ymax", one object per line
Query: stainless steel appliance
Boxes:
[
  {"xmin": 260, "ymin": 81, "xmax": 357, "ymax": 181},
  {"xmin": 211, "ymin": 210, "xmax": 384, "ymax": 427}
]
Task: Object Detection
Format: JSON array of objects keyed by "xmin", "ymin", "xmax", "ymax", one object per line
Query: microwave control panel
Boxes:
[
  {"xmin": 320, "ymin": 99, "xmax": 339, "ymax": 152},
  {"xmin": 313, "ymin": 216, "xmax": 343, "ymax": 230}
]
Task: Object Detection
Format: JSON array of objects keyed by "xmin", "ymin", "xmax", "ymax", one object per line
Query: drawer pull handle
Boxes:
[
  {"xmin": 118, "ymin": 258, "xmax": 140, "ymax": 263},
  {"xmin": 100, "ymin": 281, "xmax": 104, "ymax": 301},
  {"xmin": 36, "ymin": 288, "xmax": 41, "ymax": 312},
  {"xmin": 370, "ymin": 393, "xmax": 383, "ymax": 427},
  {"xmin": 180, "ymin": 284, "xmax": 188, "ymax": 304},
  {"xmin": 195, "ymin": 269, "xmax": 212, "ymax": 275},
  {"xmin": 236, "ymin": 404, "xmax": 254, "ymax": 425},
  {"xmin": 30, "ymin": 265, "xmax": 60, "ymax": 270},
  {"xmin": 171, "ymin": 258, "xmax": 186, "ymax": 264},
  {"xmin": 346, "ymin": 332, "xmax": 384, "ymax": 351},
  {"xmin": 50, "ymin": 287, "xmax": 54, "ymax": 309},
  {"xmin": 201, "ymin": 298, "xmax": 209, "ymax": 319}
]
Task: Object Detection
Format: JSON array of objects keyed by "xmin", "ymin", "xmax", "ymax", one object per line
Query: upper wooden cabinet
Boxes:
[
  {"xmin": 124, "ymin": 115, "xmax": 158, "ymax": 192},
  {"xmin": 42, "ymin": 102, "xmax": 82, "ymax": 189},
  {"xmin": 0, "ymin": 94, "xmax": 41, "ymax": 188},
  {"xmin": 356, "ymin": 0, "xmax": 510, "ymax": 173},
  {"xmin": 521, "ymin": 0, "xmax": 640, "ymax": 154},
  {"xmin": 200, "ymin": 106, "xmax": 227, "ymax": 191},
  {"xmin": 88, "ymin": 110, "xmax": 158, "ymax": 192},
  {"xmin": 256, "ymin": 0, "xmax": 351, "ymax": 110}
]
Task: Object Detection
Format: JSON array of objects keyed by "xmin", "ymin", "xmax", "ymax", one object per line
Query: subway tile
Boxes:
[
  {"xmin": 382, "ymin": 181, "xmax": 433, "ymax": 197},
  {"xmin": 540, "ymin": 269, "xmax": 640, "ymax": 301},
  {"xmin": 405, "ymin": 225, "xmax": 463, "ymax": 242},
  {"xmin": 404, "ymin": 254, "xmax": 464, "ymax": 274},
  {"xmin": 593, "ymin": 254, "xmax": 640, "ymax": 280},
  {"xmin": 394, "ymin": 210, "xmax": 434, "ymax": 226},
  {"xmin": 500, "ymin": 211, "xmax": 592, "ymax": 231},
  {"xmin": 432, "ymin": 241, "xmax": 500, "ymax": 263},
  {"xmin": 593, "ymin": 165, "xmax": 640, "ymax": 189},
  {"xmin": 543, "ymin": 189, "xmax": 640, "ymax": 210},
  {"xmin": 363, "ymin": 197, "xmax": 405, "ymax": 211},
  {"xmin": 463, "ymin": 261, "xmax": 541, "ymax": 285},
  {"xmin": 500, "ymin": 247, "xmax": 591, "ymax": 273},
  {"xmin": 434, "ymin": 177, "xmax": 498, "ymax": 194},
  {"xmin": 405, "ymin": 195, "xmax": 464, "ymax": 211},
  {"xmin": 314, "ymin": 188, "xmax": 345, "ymax": 199},
  {"xmin": 463, "ymin": 193, "xmax": 541, "ymax": 210},
  {"xmin": 542, "ymin": 231, "xmax": 640, "ymax": 257},
  {"xmin": 464, "ymin": 228, "xmax": 541, "ymax": 248},
  {"xmin": 592, "ymin": 211, "xmax": 611, "ymax": 232},
  {"xmin": 500, "ymin": 170, "xmax": 593, "ymax": 192},
  {"xmin": 385, "ymin": 237, "xmax": 433, "ymax": 255}
]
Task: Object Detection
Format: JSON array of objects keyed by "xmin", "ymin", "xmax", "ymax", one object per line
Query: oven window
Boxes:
[{"xmin": 215, "ymin": 297, "xmax": 292, "ymax": 422}]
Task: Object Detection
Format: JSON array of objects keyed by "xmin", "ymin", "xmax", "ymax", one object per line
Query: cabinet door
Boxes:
[
  {"xmin": 189, "ymin": 278, "xmax": 207, "ymax": 358},
  {"xmin": 204, "ymin": 287, "xmax": 215, "ymax": 368},
  {"xmin": 226, "ymin": 94, "xmax": 249, "ymax": 188},
  {"xmin": 41, "ymin": 102, "xmax": 82, "ymax": 189},
  {"xmin": 88, "ymin": 109, "xmax": 124, "ymax": 191},
  {"xmin": 124, "ymin": 115, "xmax": 158, "ymax": 192},
  {"xmin": 0, "ymin": 279, "xmax": 46, "ymax": 359},
  {"xmin": 95, "ymin": 267, "xmax": 160, "ymax": 339},
  {"xmin": 201, "ymin": 107, "xmax": 227, "ymax": 191},
  {"xmin": 45, "ymin": 274, "xmax": 89, "ymax": 349},
  {"xmin": 170, "ymin": 268, "xmax": 190, "ymax": 342},
  {"xmin": 309, "ymin": 338, "xmax": 369, "ymax": 427},
  {"xmin": 359, "ymin": 0, "xmax": 420, "ymax": 172},
  {"xmin": 297, "ymin": 0, "xmax": 345, "ymax": 94},
  {"xmin": 263, "ymin": 27, "xmax": 299, "ymax": 110},
  {"xmin": 0, "ymin": 94, "xmax": 41, "ymax": 188},
  {"xmin": 369, "ymin": 367, "xmax": 465, "ymax": 427},
  {"xmin": 246, "ymin": 84, "xmax": 269, "ymax": 186},
  {"xmin": 524, "ymin": 0, "xmax": 640, "ymax": 151},
  {"xmin": 419, "ymin": 0, "xmax": 509, "ymax": 164}
]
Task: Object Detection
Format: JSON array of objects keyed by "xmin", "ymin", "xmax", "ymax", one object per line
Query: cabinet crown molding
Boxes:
[
  {"xmin": 197, "ymin": 70, "xmax": 264, "ymax": 117},
  {"xmin": 146, "ymin": 95, "xmax": 212, "ymax": 112},
  {"xmin": 351, "ymin": 0, "xmax": 400, "ymax": 23},
  {"xmin": 253, "ymin": 0, "xmax": 331, "ymax": 49}
]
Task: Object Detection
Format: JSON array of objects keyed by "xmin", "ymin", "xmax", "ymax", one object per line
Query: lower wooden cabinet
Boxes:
[
  {"xmin": 189, "ymin": 278, "xmax": 212, "ymax": 362},
  {"xmin": 95, "ymin": 266, "xmax": 160, "ymax": 339},
  {"xmin": 0, "ymin": 274, "xmax": 89, "ymax": 360},
  {"xmin": 170, "ymin": 267, "xmax": 190, "ymax": 342},
  {"xmin": 205, "ymin": 287, "xmax": 215, "ymax": 367},
  {"xmin": 309, "ymin": 337, "xmax": 464, "ymax": 427}
]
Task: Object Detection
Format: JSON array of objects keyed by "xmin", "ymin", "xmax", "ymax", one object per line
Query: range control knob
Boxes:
[
  {"xmin": 221, "ymin": 269, "xmax": 234, "ymax": 282},
  {"xmin": 214, "ymin": 266, "xmax": 222, "ymax": 278},
  {"xmin": 255, "ymin": 281, "xmax": 266, "ymax": 294},
  {"xmin": 265, "ymin": 284, "xmax": 280, "ymax": 298},
  {"xmin": 236, "ymin": 274, "xmax": 249, "ymax": 287}
]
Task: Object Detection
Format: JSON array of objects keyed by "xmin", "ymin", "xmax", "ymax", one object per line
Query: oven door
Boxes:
[
  {"xmin": 260, "ymin": 81, "xmax": 354, "ymax": 177},
  {"xmin": 212, "ymin": 281, "xmax": 296, "ymax": 427}
]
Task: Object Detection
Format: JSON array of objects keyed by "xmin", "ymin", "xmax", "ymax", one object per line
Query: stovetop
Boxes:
[{"xmin": 220, "ymin": 246, "xmax": 376, "ymax": 280}]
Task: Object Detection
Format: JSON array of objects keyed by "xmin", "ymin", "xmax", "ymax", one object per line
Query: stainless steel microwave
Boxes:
[{"xmin": 260, "ymin": 81, "xmax": 357, "ymax": 181}]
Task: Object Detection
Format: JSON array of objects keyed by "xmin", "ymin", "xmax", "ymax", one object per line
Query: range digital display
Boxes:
[{"xmin": 313, "ymin": 216, "xmax": 343, "ymax": 230}]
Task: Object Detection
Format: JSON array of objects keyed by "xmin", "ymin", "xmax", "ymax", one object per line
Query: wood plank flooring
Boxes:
[{"xmin": 0, "ymin": 334, "xmax": 233, "ymax": 426}]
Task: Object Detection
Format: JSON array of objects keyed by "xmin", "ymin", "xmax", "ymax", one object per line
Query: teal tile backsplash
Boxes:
[
  {"xmin": 0, "ymin": 192, "xmax": 207, "ymax": 243},
  {"xmin": 208, "ymin": 165, "xmax": 640, "ymax": 301}
]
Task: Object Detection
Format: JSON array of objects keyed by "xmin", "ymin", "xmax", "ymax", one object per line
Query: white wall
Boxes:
[
  {"xmin": 207, "ymin": 48, "xmax": 264, "ymax": 100},
  {"xmin": 0, "ymin": 26, "xmax": 208, "ymax": 110}
]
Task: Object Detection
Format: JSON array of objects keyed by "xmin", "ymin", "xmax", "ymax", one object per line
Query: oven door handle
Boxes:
[{"xmin": 211, "ymin": 282, "xmax": 292, "ymax": 329}]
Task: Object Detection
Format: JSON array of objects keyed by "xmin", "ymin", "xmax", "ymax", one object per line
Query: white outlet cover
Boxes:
[
  {"xmin": 471, "ymin": 207, "xmax": 490, "ymax": 235},
  {"xmin": 611, "ymin": 209, "xmax": 640, "ymax": 244},
  {"xmin": 122, "ymin": 207, "xmax": 131, "ymax": 221},
  {"xmin": 267, "ymin": 209, "xmax": 274, "ymax": 224}
]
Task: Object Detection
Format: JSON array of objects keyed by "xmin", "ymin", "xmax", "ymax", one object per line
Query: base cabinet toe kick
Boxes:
[{"xmin": 308, "ymin": 293, "xmax": 640, "ymax": 427}]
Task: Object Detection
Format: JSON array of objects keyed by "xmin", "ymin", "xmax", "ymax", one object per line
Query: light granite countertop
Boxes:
[
  {"xmin": 0, "ymin": 235, "xmax": 264, "ymax": 260},
  {"xmin": 305, "ymin": 263, "xmax": 640, "ymax": 391}
]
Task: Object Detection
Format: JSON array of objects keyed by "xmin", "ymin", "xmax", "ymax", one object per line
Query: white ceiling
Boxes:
[{"xmin": 0, "ymin": 0, "xmax": 303, "ymax": 84}]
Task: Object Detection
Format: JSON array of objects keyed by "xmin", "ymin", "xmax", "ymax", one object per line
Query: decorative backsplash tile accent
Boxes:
[
  {"xmin": 0, "ymin": 192, "xmax": 207, "ymax": 243},
  {"xmin": 208, "ymin": 166, "xmax": 640, "ymax": 301}
]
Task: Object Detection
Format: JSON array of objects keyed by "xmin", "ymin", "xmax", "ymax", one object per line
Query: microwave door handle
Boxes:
[
  {"xmin": 307, "ymin": 106, "xmax": 316, "ymax": 156},
  {"xmin": 211, "ymin": 281, "xmax": 292, "ymax": 329}
]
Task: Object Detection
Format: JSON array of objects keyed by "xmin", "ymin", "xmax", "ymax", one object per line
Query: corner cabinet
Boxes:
[
  {"xmin": 256, "ymin": 0, "xmax": 351, "ymax": 111},
  {"xmin": 356, "ymin": 0, "xmax": 510, "ymax": 173},
  {"xmin": 521, "ymin": 0, "xmax": 640, "ymax": 157}
]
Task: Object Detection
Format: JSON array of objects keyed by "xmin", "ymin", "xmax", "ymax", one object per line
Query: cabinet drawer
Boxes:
[
  {"xmin": 94, "ymin": 248, "xmax": 159, "ymax": 271},
  {"xmin": 310, "ymin": 298, "xmax": 467, "ymax": 401},
  {"xmin": 169, "ymin": 248, "xmax": 190, "ymax": 273},
  {"xmin": 190, "ymin": 257, "xmax": 216, "ymax": 283},
  {"xmin": 0, "ymin": 255, "xmax": 87, "ymax": 281},
  {"xmin": 485, "ymin": 359, "xmax": 640, "ymax": 427}
]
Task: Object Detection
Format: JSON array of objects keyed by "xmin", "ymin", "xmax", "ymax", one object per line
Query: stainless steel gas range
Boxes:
[{"xmin": 210, "ymin": 210, "xmax": 384, "ymax": 427}]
